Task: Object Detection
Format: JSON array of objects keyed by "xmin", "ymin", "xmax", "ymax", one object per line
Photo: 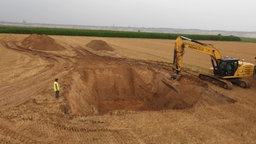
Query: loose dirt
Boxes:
[
  {"xmin": 0, "ymin": 34, "xmax": 255, "ymax": 144},
  {"xmin": 86, "ymin": 40, "xmax": 114, "ymax": 51},
  {"xmin": 21, "ymin": 34, "xmax": 65, "ymax": 51}
]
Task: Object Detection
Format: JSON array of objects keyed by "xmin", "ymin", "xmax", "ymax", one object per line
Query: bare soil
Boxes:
[
  {"xmin": 21, "ymin": 34, "xmax": 65, "ymax": 51},
  {"xmin": 86, "ymin": 40, "xmax": 114, "ymax": 51},
  {"xmin": 0, "ymin": 34, "xmax": 255, "ymax": 144}
]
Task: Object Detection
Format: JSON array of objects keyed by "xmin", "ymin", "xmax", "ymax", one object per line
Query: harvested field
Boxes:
[{"xmin": 0, "ymin": 34, "xmax": 256, "ymax": 143}]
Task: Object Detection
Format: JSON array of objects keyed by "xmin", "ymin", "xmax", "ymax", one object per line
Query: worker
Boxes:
[
  {"xmin": 54, "ymin": 78, "xmax": 60, "ymax": 98},
  {"xmin": 254, "ymin": 57, "xmax": 256, "ymax": 77},
  {"xmin": 226, "ymin": 63, "xmax": 233, "ymax": 76}
]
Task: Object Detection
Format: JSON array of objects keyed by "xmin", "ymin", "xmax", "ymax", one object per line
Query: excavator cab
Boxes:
[{"xmin": 214, "ymin": 58, "xmax": 239, "ymax": 77}]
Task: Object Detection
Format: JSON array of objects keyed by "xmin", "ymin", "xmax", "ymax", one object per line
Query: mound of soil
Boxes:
[
  {"xmin": 86, "ymin": 40, "xmax": 114, "ymax": 51},
  {"xmin": 21, "ymin": 34, "xmax": 65, "ymax": 51}
]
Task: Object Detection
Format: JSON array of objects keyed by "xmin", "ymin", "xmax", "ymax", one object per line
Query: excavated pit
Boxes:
[{"xmin": 68, "ymin": 55, "xmax": 236, "ymax": 115}]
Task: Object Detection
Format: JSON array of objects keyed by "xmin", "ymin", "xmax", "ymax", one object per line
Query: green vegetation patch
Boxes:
[
  {"xmin": 0, "ymin": 25, "xmax": 241, "ymax": 41},
  {"xmin": 240, "ymin": 37, "xmax": 256, "ymax": 43}
]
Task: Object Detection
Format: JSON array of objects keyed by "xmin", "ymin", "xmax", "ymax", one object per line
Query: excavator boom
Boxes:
[{"xmin": 174, "ymin": 36, "xmax": 222, "ymax": 74}]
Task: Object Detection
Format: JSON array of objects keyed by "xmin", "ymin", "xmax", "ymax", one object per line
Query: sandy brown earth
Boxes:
[{"xmin": 0, "ymin": 34, "xmax": 256, "ymax": 144}]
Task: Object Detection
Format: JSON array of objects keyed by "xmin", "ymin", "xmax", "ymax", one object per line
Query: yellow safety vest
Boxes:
[{"xmin": 54, "ymin": 81, "xmax": 60, "ymax": 91}]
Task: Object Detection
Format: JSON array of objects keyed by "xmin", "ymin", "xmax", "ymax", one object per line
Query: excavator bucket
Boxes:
[
  {"xmin": 170, "ymin": 73, "xmax": 182, "ymax": 80},
  {"xmin": 162, "ymin": 77, "xmax": 180, "ymax": 93}
]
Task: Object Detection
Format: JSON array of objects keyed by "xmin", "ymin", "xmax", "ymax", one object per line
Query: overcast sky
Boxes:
[{"xmin": 0, "ymin": 0, "xmax": 255, "ymax": 31}]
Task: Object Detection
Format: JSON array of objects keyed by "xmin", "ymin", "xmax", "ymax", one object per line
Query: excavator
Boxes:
[{"xmin": 170, "ymin": 36, "xmax": 255, "ymax": 89}]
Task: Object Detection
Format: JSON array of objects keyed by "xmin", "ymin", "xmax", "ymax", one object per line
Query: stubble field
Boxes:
[{"xmin": 0, "ymin": 34, "xmax": 256, "ymax": 144}]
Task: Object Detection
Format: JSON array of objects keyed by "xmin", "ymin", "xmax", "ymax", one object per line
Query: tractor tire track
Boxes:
[
  {"xmin": 0, "ymin": 40, "xmax": 73, "ymax": 110},
  {"xmin": 0, "ymin": 126, "xmax": 41, "ymax": 144}
]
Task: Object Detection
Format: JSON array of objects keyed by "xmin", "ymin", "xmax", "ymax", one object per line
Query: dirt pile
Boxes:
[
  {"xmin": 21, "ymin": 34, "xmax": 65, "ymax": 51},
  {"xmin": 86, "ymin": 40, "xmax": 114, "ymax": 51}
]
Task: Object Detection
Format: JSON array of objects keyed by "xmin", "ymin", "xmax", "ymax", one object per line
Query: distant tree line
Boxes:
[{"xmin": 0, "ymin": 26, "xmax": 241, "ymax": 41}]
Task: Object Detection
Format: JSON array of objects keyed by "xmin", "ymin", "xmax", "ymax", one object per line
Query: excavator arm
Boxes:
[{"xmin": 173, "ymin": 36, "xmax": 222, "ymax": 74}]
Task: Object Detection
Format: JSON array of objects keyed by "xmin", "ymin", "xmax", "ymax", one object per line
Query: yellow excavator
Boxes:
[{"xmin": 171, "ymin": 36, "xmax": 255, "ymax": 89}]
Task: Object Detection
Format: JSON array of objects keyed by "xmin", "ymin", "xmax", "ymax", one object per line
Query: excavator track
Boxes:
[
  {"xmin": 230, "ymin": 79, "xmax": 251, "ymax": 88},
  {"xmin": 199, "ymin": 74, "xmax": 233, "ymax": 89}
]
